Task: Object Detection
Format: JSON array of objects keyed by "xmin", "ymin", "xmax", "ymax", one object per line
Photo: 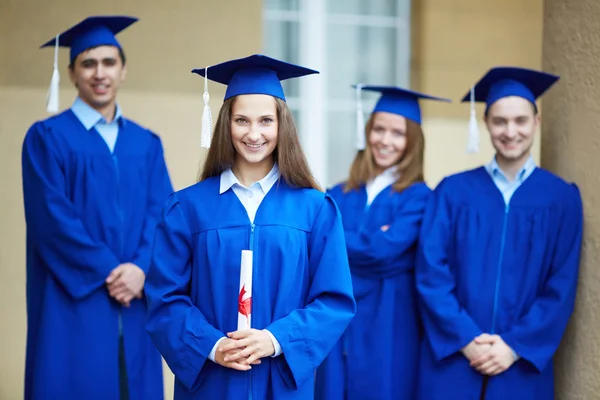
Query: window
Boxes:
[{"xmin": 263, "ymin": 0, "xmax": 411, "ymax": 187}]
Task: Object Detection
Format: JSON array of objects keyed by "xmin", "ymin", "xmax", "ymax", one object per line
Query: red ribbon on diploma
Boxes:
[{"xmin": 238, "ymin": 284, "xmax": 252, "ymax": 319}]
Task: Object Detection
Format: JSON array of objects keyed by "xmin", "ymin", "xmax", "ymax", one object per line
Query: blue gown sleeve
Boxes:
[
  {"xmin": 415, "ymin": 178, "xmax": 484, "ymax": 361},
  {"xmin": 501, "ymin": 183, "xmax": 583, "ymax": 372},
  {"xmin": 21, "ymin": 122, "xmax": 121, "ymax": 300},
  {"xmin": 266, "ymin": 195, "xmax": 356, "ymax": 390},
  {"xmin": 144, "ymin": 194, "xmax": 225, "ymax": 392},
  {"xmin": 130, "ymin": 136, "xmax": 173, "ymax": 274},
  {"xmin": 344, "ymin": 184, "xmax": 431, "ymax": 278}
]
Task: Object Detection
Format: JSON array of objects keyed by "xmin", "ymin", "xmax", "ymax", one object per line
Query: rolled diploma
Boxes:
[{"xmin": 237, "ymin": 250, "xmax": 253, "ymax": 330}]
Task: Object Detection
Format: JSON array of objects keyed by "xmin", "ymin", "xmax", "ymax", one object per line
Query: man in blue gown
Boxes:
[
  {"xmin": 21, "ymin": 15, "xmax": 173, "ymax": 400},
  {"xmin": 416, "ymin": 67, "xmax": 584, "ymax": 400}
]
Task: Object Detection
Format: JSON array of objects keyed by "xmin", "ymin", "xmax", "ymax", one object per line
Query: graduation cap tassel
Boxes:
[
  {"xmin": 201, "ymin": 67, "xmax": 213, "ymax": 149},
  {"xmin": 355, "ymin": 84, "xmax": 366, "ymax": 151},
  {"xmin": 46, "ymin": 34, "xmax": 60, "ymax": 114},
  {"xmin": 466, "ymin": 85, "xmax": 480, "ymax": 154}
]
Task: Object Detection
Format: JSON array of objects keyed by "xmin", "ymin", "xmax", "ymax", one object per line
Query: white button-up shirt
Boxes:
[{"xmin": 209, "ymin": 163, "xmax": 283, "ymax": 362}]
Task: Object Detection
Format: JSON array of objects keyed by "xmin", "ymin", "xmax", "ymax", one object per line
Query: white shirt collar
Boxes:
[
  {"xmin": 380, "ymin": 165, "xmax": 399, "ymax": 179},
  {"xmin": 71, "ymin": 96, "xmax": 123, "ymax": 131},
  {"xmin": 486, "ymin": 155, "xmax": 536, "ymax": 182},
  {"xmin": 219, "ymin": 163, "xmax": 280, "ymax": 194},
  {"xmin": 368, "ymin": 165, "xmax": 399, "ymax": 185}
]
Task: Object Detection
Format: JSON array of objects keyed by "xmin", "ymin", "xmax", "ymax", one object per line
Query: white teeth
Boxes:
[
  {"xmin": 378, "ymin": 149, "xmax": 392, "ymax": 155},
  {"xmin": 246, "ymin": 143, "xmax": 263, "ymax": 149}
]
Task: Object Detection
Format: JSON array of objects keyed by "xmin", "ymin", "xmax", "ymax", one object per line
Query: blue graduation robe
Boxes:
[
  {"xmin": 415, "ymin": 167, "xmax": 583, "ymax": 400},
  {"xmin": 21, "ymin": 110, "xmax": 173, "ymax": 400},
  {"xmin": 315, "ymin": 182, "xmax": 432, "ymax": 400},
  {"xmin": 144, "ymin": 177, "xmax": 356, "ymax": 399}
]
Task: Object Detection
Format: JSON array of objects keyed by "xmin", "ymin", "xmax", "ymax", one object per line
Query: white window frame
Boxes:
[{"xmin": 263, "ymin": 0, "xmax": 412, "ymax": 187}]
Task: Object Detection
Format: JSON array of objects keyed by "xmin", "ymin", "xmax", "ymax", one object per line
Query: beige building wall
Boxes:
[
  {"xmin": 542, "ymin": 1, "xmax": 600, "ymax": 398},
  {"xmin": 0, "ymin": 1, "xmax": 262, "ymax": 399},
  {"xmin": 411, "ymin": 0, "xmax": 544, "ymax": 186}
]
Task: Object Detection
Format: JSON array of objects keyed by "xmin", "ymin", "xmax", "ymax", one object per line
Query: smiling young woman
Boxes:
[
  {"xmin": 199, "ymin": 93, "xmax": 319, "ymax": 191},
  {"xmin": 315, "ymin": 85, "xmax": 450, "ymax": 400},
  {"xmin": 144, "ymin": 54, "xmax": 356, "ymax": 400}
]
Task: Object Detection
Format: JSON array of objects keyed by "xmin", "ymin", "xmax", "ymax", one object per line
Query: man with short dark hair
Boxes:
[
  {"xmin": 415, "ymin": 67, "xmax": 583, "ymax": 400},
  {"xmin": 21, "ymin": 15, "xmax": 172, "ymax": 400}
]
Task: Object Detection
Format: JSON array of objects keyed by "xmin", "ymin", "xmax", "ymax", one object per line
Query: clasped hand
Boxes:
[
  {"xmin": 462, "ymin": 334, "xmax": 516, "ymax": 376},
  {"xmin": 215, "ymin": 329, "xmax": 275, "ymax": 371},
  {"xmin": 106, "ymin": 263, "xmax": 145, "ymax": 307}
]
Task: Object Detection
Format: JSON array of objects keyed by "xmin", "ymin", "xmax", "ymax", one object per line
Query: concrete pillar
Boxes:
[{"xmin": 542, "ymin": 1, "xmax": 600, "ymax": 398}]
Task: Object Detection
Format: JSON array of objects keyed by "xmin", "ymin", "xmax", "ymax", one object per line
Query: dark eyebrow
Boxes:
[
  {"xmin": 79, "ymin": 57, "xmax": 117, "ymax": 64},
  {"xmin": 491, "ymin": 115, "xmax": 530, "ymax": 121},
  {"xmin": 232, "ymin": 114, "xmax": 276, "ymax": 119}
]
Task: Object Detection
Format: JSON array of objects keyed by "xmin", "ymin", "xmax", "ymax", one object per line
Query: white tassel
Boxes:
[
  {"xmin": 46, "ymin": 34, "xmax": 60, "ymax": 114},
  {"xmin": 355, "ymin": 84, "xmax": 366, "ymax": 150},
  {"xmin": 201, "ymin": 67, "xmax": 213, "ymax": 149},
  {"xmin": 466, "ymin": 85, "xmax": 479, "ymax": 154}
]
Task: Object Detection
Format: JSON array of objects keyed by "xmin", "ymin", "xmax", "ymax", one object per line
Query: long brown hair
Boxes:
[
  {"xmin": 199, "ymin": 96, "xmax": 322, "ymax": 191},
  {"xmin": 345, "ymin": 113, "xmax": 425, "ymax": 193}
]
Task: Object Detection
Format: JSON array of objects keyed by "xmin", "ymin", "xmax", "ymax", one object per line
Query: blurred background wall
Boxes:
[{"xmin": 542, "ymin": 0, "xmax": 600, "ymax": 398}]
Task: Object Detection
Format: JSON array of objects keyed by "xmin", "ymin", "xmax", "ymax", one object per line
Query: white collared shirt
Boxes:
[
  {"xmin": 219, "ymin": 163, "xmax": 280, "ymax": 223},
  {"xmin": 484, "ymin": 155, "xmax": 536, "ymax": 205},
  {"xmin": 209, "ymin": 163, "xmax": 283, "ymax": 362},
  {"xmin": 484, "ymin": 155, "xmax": 535, "ymax": 362},
  {"xmin": 71, "ymin": 97, "xmax": 123, "ymax": 153},
  {"xmin": 365, "ymin": 166, "xmax": 399, "ymax": 206}
]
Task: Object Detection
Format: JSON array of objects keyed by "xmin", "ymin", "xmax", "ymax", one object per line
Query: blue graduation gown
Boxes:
[
  {"xmin": 144, "ymin": 177, "xmax": 356, "ymax": 400},
  {"xmin": 415, "ymin": 167, "xmax": 583, "ymax": 400},
  {"xmin": 21, "ymin": 110, "xmax": 173, "ymax": 400},
  {"xmin": 315, "ymin": 182, "xmax": 432, "ymax": 400}
]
